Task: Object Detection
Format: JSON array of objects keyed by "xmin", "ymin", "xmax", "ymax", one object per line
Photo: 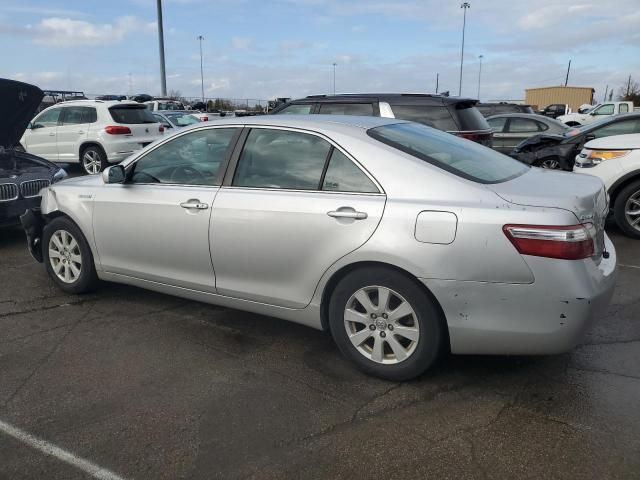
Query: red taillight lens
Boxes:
[
  {"xmin": 503, "ymin": 224, "xmax": 595, "ymax": 260},
  {"xmin": 104, "ymin": 125, "xmax": 131, "ymax": 135},
  {"xmin": 159, "ymin": 125, "xmax": 165, "ymax": 133},
  {"xmin": 456, "ymin": 131, "xmax": 493, "ymax": 147},
  {"xmin": 201, "ymin": 116, "xmax": 208, "ymax": 122}
]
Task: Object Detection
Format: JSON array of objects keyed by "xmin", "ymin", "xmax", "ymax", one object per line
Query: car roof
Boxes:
[
  {"xmin": 185, "ymin": 114, "xmax": 406, "ymax": 131},
  {"xmin": 48, "ymin": 99, "xmax": 140, "ymax": 107},
  {"xmin": 286, "ymin": 93, "xmax": 475, "ymax": 105},
  {"xmin": 585, "ymin": 133, "xmax": 640, "ymax": 150}
]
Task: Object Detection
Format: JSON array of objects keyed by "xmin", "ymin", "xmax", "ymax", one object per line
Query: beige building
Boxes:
[{"xmin": 525, "ymin": 86, "xmax": 595, "ymax": 111}]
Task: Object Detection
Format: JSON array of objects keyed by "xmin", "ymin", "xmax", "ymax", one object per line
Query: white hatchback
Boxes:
[
  {"xmin": 574, "ymin": 133, "xmax": 640, "ymax": 238},
  {"xmin": 20, "ymin": 100, "xmax": 164, "ymax": 175}
]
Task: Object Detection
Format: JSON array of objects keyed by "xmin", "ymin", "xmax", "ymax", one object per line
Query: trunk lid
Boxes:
[{"xmin": 108, "ymin": 104, "xmax": 162, "ymax": 142}]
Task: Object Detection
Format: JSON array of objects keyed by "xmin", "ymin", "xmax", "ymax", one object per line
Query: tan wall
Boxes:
[{"xmin": 525, "ymin": 87, "xmax": 594, "ymax": 111}]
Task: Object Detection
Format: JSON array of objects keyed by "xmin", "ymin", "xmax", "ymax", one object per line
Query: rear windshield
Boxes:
[
  {"xmin": 389, "ymin": 105, "xmax": 458, "ymax": 131},
  {"xmin": 109, "ymin": 106, "xmax": 157, "ymax": 124},
  {"xmin": 367, "ymin": 122, "xmax": 528, "ymax": 184},
  {"xmin": 453, "ymin": 104, "xmax": 491, "ymax": 131}
]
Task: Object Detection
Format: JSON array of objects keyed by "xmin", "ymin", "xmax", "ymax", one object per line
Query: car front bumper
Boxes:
[
  {"xmin": 20, "ymin": 208, "xmax": 44, "ymax": 262},
  {"xmin": 421, "ymin": 234, "xmax": 617, "ymax": 355},
  {"xmin": 1, "ymin": 197, "xmax": 42, "ymax": 227}
]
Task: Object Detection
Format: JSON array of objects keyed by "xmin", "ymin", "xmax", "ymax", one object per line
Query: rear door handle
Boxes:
[
  {"xmin": 180, "ymin": 200, "xmax": 209, "ymax": 210},
  {"xmin": 327, "ymin": 209, "xmax": 368, "ymax": 220},
  {"xmin": 49, "ymin": 133, "xmax": 56, "ymax": 136}
]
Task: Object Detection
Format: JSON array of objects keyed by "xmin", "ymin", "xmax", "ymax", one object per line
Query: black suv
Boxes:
[
  {"xmin": 270, "ymin": 94, "xmax": 493, "ymax": 146},
  {"xmin": 475, "ymin": 103, "xmax": 534, "ymax": 117}
]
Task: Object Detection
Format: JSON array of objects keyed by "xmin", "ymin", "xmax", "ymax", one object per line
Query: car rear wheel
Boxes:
[
  {"xmin": 534, "ymin": 157, "xmax": 561, "ymax": 169},
  {"xmin": 328, "ymin": 267, "xmax": 445, "ymax": 381},
  {"xmin": 614, "ymin": 180, "xmax": 640, "ymax": 239},
  {"xmin": 81, "ymin": 146, "xmax": 108, "ymax": 175},
  {"xmin": 43, "ymin": 217, "xmax": 98, "ymax": 293}
]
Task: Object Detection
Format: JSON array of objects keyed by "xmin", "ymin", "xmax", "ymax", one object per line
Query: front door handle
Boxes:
[
  {"xmin": 327, "ymin": 209, "xmax": 368, "ymax": 220},
  {"xmin": 49, "ymin": 133, "xmax": 56, "ymax": 137},
  {"xmin": 180, "ymin": 200, "xmax": 209, "ymax": 210}
]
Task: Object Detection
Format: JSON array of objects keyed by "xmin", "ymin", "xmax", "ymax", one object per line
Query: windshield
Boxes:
[
  {"xmin": 109, "ymin": 105, "xmax": 157, "ymax": 124},
  {"xmin": 368, "ymin": 122, "xmax": 528, "ymax": 184},
  {"xmin": 165, "ymin": 113, "xmax": 200, "ymax": 127}
]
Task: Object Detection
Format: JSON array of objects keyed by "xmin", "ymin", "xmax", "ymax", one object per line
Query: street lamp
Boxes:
[
  {"xmin": 459, "ymin": 2, "xmax": 470, "ymax": 97},
  {"xmin": 197, "ymin": 35, "xmax": 205, "ymax": 103},
  {"xmin": 332, "ymin": 62, "xmax": 337, "ymax": 95},
  {"xmin": 477, "ymin": 54, "xmax": 483, "ymax": 100},
  {"xmin": 156, "ymin": 0, "xmax": 167, "ymax": 96}
]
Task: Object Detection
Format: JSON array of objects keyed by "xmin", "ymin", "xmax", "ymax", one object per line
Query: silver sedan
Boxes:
[{"xmin": 21, "ymin": 115, "xmax": 617, "ymax": 380}]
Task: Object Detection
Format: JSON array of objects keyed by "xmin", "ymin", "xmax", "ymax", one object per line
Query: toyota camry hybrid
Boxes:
[{"xmin": 21, "ymin": 115, "xmax": 617, "ymax": 380}]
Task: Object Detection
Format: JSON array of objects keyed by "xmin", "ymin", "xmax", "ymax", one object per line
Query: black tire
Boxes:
[
  {"xmin": 80, "ymin": 145, "xmax": 108, "ymax": 175},
  {"xmin": 328, "ymin": 267, "xmax": 446, "ymax": 381},
  {"xmin": 42, "ymin": 216, "xmax": 99, "ymax": 294},
  {"xmin": 534, "ymin": 157, "xmax": 562, "ymax": 169},
  {"xmin": 613, "ymin": 180, "xmax": 640, "ymax": 239}
]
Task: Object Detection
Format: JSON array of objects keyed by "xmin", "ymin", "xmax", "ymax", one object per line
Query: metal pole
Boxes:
[
  {"xmin": 603, "ymin": 84, "xmax": 608, "ymax": 103},
  {"xmin": 564, "ymin": 59, "xmax": 571, "ymax": 87},
  {"xmin": 459, "ymin": 3, "xmax": 471, "ymax": 96},
  {"xmin": 477, "ymin": 55, "xmax": 483, "ymax": 100},
  {"xmin": 198, "ymin": 35, "xmax": 205, "ymax": 103},
  {"xmin": 156, "ymin": 0, "xmax": 167, "ymax": 96},
  {"xmin": 435, "ymin": 73, "xmax": 439, "ymax": 94},
  {"xmin": 332, "ymin": 63, "xmax": 337, "ymax": 95}
]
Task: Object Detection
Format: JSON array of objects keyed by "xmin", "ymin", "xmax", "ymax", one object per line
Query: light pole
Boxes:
[
  {"xmin": 197, "ymin": 35, "xmax": 205, "ymax": 103},
  {"xmin": 332, "ymin": 63, "xmax": 337, "ymax": 95},
  {"xmin": 459, "ymin": 2, "xmax": 470, "ymax": 97},
  {"xmin": 477, "ymin": 54, "xmax": 483, "ymax": 100},
  {"xmin": 156, "ymin": 0, "xmax": 167, "ymax": 96}
]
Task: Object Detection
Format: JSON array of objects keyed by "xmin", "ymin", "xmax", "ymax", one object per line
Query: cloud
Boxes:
[
  {"xmin": 231, "ymin": 36, "xmax": 253, "ymax": 50},
  {"xmin": 26, "ymin": 16, "xmax": 154, "ymax": 47}
]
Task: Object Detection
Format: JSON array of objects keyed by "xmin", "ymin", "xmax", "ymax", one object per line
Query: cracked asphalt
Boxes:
[{"xmin": 1, "ymin": 224, "xmax": 639, "ymax": 480}]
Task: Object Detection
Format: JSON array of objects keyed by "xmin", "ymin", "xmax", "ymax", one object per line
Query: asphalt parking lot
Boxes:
[{"xmin": 1, "ymin": 221, "xmax": 639, "ymax": 479}]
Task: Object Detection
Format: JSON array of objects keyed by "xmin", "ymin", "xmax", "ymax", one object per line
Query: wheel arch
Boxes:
[
  {"xmin": 78, "ymin": 141, "xmax": 107, "ymax": 161},
  {"xmin": 319, "ymin": 260, "xmax": 451, "ymax": 350},
  {"xmin": 609, "ymin": 171, "xmax": 640, "ymax": 209}
]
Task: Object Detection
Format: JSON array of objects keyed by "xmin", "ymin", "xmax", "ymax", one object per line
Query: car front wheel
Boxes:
[
  {"xmin": 328, "ymin": 267, "xmax": 445, "ymax": 381},
  {"xmin": 534, "ymin": 157, "xmax": 561, "ymax": 169},
  {"xmin": 614, "ymin": 180, "xmax": 640, "ymax": 239},
  {"xmin": 43, "ymin": 217, "xmax": 99, "ymax": 293}
]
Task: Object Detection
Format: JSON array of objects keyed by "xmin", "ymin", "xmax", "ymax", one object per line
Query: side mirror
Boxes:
[
  {"xmin": 163, "ymin": 123, "xmax": 171, "ymax": 129},
  {"xmin": 102, "ymin": 165, "xmax": 126, "ymax": 184},
  {"xmin": 30, "ymin": 123, "xmax": 43, "ymax": 130},
  {"xmin": 584, "ymin": 134, "xmax": 596, "ymax": 142}
]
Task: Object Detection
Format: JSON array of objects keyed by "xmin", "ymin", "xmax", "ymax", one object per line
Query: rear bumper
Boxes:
[
  {"xmin": 421, "ymin": 235, "xmax": 617, "ymax": 355},
  {"xmin": 20, "ymin": 208, "xmax": 44, "ymax": 262}
]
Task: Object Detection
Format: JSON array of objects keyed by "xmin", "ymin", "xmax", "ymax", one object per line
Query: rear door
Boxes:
[
  {"xmin": 22, "ymin": 107, "xmax": 61, "ymax": 161},
  {"xmin": 502, "ymin": 117, "xmax": 542, "ymax": 152},
  {"xmin": 56, "ymin": 106, "xmax": 93, "ymax": 162},
  {"xmin": 211, "ymin": 127, "xmax": 386, "ymax": 308}
]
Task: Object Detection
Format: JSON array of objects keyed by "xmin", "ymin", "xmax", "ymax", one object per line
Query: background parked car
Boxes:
[
  {"xmin": 487, "ymin": 113, "xmax": 569, "ymax": 154},
  {"xmin": 20, "ymin": 100, "xmax": 164, "ymax": 175},
  {"xmin": 144, "ymin": 99, "xmax": 185, "ymax": 111},
  {"xmin": 476, "ymin": 103, "xmax": 534, "ymax": 117},
  {"xmin": 152, "ymin": 112, "xmax": 201, "ymax": 129},
  {"xmin": 270, "ymin": 93, "xmax": 493, "ymax": 146},
  {"xmin": 558, "ymin": 101, "xmax": 636, "ymax": 126},
  {"xmin": 511, "ymin": 112, "xmax": 640, "ymax": 170},
  {"xmin": 574, "ymin": 133, "xmax": 640, "ymax": 238},
  {"xmin": 539, "ymin": 104, "xmax": 570, "ymax": 119},
  {"xmin": 1, "ymin": 78, "xmax": 67, "ymax": 226}
]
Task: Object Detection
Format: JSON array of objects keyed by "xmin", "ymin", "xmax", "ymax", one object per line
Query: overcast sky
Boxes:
[{"xmin": 1, "ymin": 0, "xmax": 639, "ymax": 102}]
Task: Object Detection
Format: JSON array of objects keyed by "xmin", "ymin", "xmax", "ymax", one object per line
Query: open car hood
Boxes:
[{"xmin": 0, "ymin": 78, "xmax": 43, "ymax": 148}]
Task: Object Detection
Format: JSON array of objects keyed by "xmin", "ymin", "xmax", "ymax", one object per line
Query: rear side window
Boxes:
[
  {"xmin": 322, "ymin": 149, "xmax": 378, "ymax": 193},
  {"xmin": 61, "ymin": 107, "xmax": 96, "ymax": 125},
  {"xmin": 390, "ymin": 105, "xmax": 458, "ymax": 131},
  {"xmin": 275, "ymin": 104, "xmax": 313, "ymax": 114},
  {"xmin": 507, "ymin": 118, "xmax": 540, "ymax": 133},
  {"xmin": 592, "ymin": 119, "xmax": 640, "ymax": 138},
  {"xmin": 318, "ymin": 103, "xmax": 374, "ymax": 116},
  {"xmin": 367, "ymin": 122, "xmax": 528, "ymax": 184},
  {"xmin": 233, "ymin": 129, "xmax": 331, "ymax": 190},
  {"xmin": 620, "ymin": 104, "xmax": 629, "ymax": 114},
  {"xmin": 110, "ymin": 106, "xmax": 157, "ymax": 124}
]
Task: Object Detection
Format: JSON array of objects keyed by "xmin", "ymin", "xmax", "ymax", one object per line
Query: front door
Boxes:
[
  {"xmin": 22, "ymin": 107, "xmax": 61, "ymax": 161},
  {"xmin": 211, "ymin": 127, "xmax": 386, "ymax": 308},
  {"xmin": 93, "ymin": 127, "xmax": 240, "ymax": 292}
]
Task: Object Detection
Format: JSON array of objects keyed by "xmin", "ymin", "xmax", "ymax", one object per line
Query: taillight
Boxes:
[
  {"xmin": 456, "ymin": 131, "xmax": 493, "ymax": 147},
  {"xmin": 503, "ymin": 224, "xmax": 595, "ymax": 260},
  {"xmin": 159, "ymin": 125, "xmax": 165, "ymax": 133},
  {"xmin": 201, "ymin": 116, "xmax": 208, "ymax": 122},
  {"xmin": 104, "ymin": 125, "xmax": 131, "ymax": 135}
]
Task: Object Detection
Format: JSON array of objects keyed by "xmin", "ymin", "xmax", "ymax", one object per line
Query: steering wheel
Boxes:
[{"xmin": 169, "ymin": 165, "xmax": 206, "ymax": 184}]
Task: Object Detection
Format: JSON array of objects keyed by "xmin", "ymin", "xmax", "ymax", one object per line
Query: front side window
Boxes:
[
  {"xmin": 593, "ymin": 104, "xmax": 614, "ymax": 115},
  {"xmin": 486, "ymin": 117, "xmax": 507, "ymax": 132},
  {"xmin": 368, "ymin": 122, "xmax": 528, "ymax": 184},
  {"xmin": 276, "ymin": 104, "xmax": 313, "ymax": 115},
  {"xmin": 33, "ymin": 108, "xmax": 61, "ymax": 128},
  {"xmin": 592, "ymin": 120, "xmax": 640, "ymax": 138},
  {"xmin": 233, "ymin": 129, "xmax": 331, "ymax": 190},
  {"xmin": 507, "ymin": 118, "xmax": 540, "ymax": 133},
  {"xmin": 318, "ymin": 103, "xmax": 374, "ymax": 116},
  {"xmin": 389, "ymin": 105, "xmax": 458, "ymax": 131},
  {"xmin": 110, "ymin": 106, "xmax": 157, "ymax": 124},
  {"xmin": 131, "ymin": 128, "xmax": 237, "ymax": 185},
  {"xmin": 322, "ymin": 149, "xmax": 378, "ymax": 193}
]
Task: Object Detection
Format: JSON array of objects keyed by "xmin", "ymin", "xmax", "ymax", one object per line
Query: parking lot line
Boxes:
[
  {"xmin": 618, "ymin": 263, "xmax": 640, "ymax": 269},
  {"xmin": 0, "ymin": 419, "xmax": 126, "ymax": 480}
]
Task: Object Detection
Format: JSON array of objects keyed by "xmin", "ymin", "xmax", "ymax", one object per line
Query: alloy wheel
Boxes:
[
  {"xmin": 49, "ymin": 230, "xmax": 82, "ymax": 284},
  {"xmin": 539, "ymin": 158, "xmax": 560, "ymax": 169},
  {"xmin": 82, "ymin": 150, "xmax": 102, "ymax": 174},
  {"xmin": 625, "ymin": 189, "xmax": 640, "ymax": 233},
  {"xmin": 343, "ymin": 286, "xmax": 419, "ymax": 364}
]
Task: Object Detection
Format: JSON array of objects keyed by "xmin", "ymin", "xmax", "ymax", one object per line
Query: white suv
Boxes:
[
  {"xmin": 20, "ymin": 100, "xmax": 164, "ymax": 175},
  {"xmin": 574, "ymin": 133, "xmax": 640, "ymax": 238}
]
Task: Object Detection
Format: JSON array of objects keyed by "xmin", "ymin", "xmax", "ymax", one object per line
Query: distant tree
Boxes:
[
  {"xmin": 618, "ymin": 77, "xmax": 640, "ymax": 105},
  {"xmin": 168, "ymin": 89, "xmax": 182, "ymax": 100}
]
